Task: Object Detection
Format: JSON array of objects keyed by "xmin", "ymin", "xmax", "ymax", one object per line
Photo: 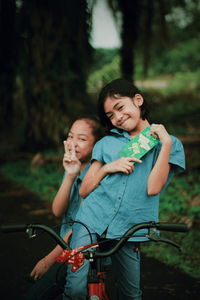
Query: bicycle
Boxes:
[{"xmin": 0, "ymin": 221, "xmax": 188, "ymax": 299}]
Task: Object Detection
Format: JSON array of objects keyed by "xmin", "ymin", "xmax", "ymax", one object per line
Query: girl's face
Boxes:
[
  {"xmin": 66, "ymin": 120, "xmax": 96, "ymax": 162},
  {"xmin": 104, "ymin": 95, "xmax": 144, "ymax": 134}
]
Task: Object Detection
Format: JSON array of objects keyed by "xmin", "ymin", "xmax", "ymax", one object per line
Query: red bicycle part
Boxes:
[
  {"xmin": 88, "ymin": 272, "xmax": 110, "ymax": 300},
  {"xmin": 55, "ymin": 242, "xmax": 99, "ymax": 272}
]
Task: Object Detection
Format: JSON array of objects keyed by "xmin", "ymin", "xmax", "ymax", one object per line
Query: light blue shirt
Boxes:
[
  {"xmin": 60, "ymin": 164, "xmax": 90, "ymax": 237},
  {"xmin": 75, "ymin": 128, "xmax": 185, "ymax": 241}
]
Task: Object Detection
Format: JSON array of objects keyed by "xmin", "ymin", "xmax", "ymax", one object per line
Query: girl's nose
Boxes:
[
  {"xmin": 116, "ymin": 112, "xmax": 123, "ymax": 123},
  {"xmin": 73, "ymin": 140, "xmax": 78, "ymax": 147}
]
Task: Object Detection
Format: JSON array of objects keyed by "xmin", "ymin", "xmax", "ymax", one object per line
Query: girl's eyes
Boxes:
[
  {"xmin": 118, "ymin": 105, "xmax": 124, "ymax": 111},
  {"xmin": 67, "ymin": 136, "xmax": 87, "ymax": 141},
  {"xmin": 107, "ymin": 106, "xmax": 123, "ymax": 120},
  {"xmin": 107, "ymin": 114, "xmax": 113, "ymax": 120}
]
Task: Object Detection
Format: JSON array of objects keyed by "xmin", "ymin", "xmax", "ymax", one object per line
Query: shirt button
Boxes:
[{"xmin": 118, "ymin": 196, "xmax": 121, "ymax": 200}]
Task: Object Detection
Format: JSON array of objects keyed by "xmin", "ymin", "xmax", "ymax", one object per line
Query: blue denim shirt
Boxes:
[
  {"xmin": 60, "ymin": 164, "xmax": 90, "ymax": 237},
  {"xmin": 75, "ymin": 128, "xmax": 185, "ymax": 241}
]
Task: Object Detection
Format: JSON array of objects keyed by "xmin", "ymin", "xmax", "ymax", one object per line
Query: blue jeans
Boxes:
[
  {"xmin": 24, "ymin": 262, "xmax": 67, "ymax": 300},
  {"xmin": 63, "ymin": 223, "xmax": 142, "ymax": 300}
]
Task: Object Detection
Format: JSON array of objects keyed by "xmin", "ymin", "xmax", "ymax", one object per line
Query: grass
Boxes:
[{"xmin": 0, "ymin": 159, "xmax": 63, "ymax": 202}]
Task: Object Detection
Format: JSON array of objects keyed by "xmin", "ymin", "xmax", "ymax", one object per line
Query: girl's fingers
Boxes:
[
  {"xmin": 128, "ymin": 157, "xmax": 142, "ymax": 163},
  {"xmin": 150, "ymin": 124, "xmax": 164, "ymax": 137},
  {"xmin": 63, "ymin": 157, "xmax": 71, "ymax": 163},
  {"xmin": 63, "ymin": 141, "xmax": 77, "ymax": 160},
  {"xmin": 70, "ymin": 142, "xmax": 76, "ymax": 159},
  {"xmin": 63, "ymin": 140, "xmax": 68, "ymax": 153}
]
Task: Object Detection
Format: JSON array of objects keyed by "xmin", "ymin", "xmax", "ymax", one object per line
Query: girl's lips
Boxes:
[{"xmin": 119, "ymin": 118, "xmax": 128, "ymax": 126}]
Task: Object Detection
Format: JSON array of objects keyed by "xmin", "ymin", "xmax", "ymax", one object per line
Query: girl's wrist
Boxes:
[
  {"xmin": 102, "ymin": 164, "xmax": 110, "ymax": 175},
  {"xmin": 65, "ymin": 173, "xmax": 78, "ymax": 181},
  {"xmin": 162, "ymin": 137, "xmax": 172, "ymax": 147},
  {"xmin": 44, "ymin": 255, "xmax": 54, "ymax": 266}
]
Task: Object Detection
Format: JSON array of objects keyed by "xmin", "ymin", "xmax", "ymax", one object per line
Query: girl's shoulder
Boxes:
[
  {"xmin": 154, "ymin": 135, "xmax": 184, "ymax": 159},
  {"xmin": 96, "ymin": 134, "xmax": 118, "ymax": 144},
  {"xmin": 156, "ymin": 135, "xmax": 184, "ymax": 148}
]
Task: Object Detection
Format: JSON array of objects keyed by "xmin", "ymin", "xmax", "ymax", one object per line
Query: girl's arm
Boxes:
[
  {"xmin": 52, "ymin": 141, "xmax": 81, "ymax": 217},
  {"xmin": 79, "ymin": 156, "xmax": 142, "ymax": 198},
  {"xmin": 147, "ymin": 124, "xmax": 172, "ymax": 195},
  {"xmin": 52, "ymin": 174, "xmax": 76, "ymax": 217},
  {"xmin": 30, "ymin": 230, "xmax": 72, "ymax": 280}
]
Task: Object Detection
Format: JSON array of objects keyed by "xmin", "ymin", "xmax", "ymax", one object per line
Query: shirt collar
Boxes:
[
  {"xmin": 110, "ymin": 128, "xmax": 131, "ymax": 140},
  {"xmin": 77, "ymin": 163, "xmax": 91, "ymax": 183}
]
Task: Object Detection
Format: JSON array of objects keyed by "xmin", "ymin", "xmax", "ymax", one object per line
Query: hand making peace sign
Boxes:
[{"xmin": 63, "ymin": 140, "xmax": 81, "ymax": 177}]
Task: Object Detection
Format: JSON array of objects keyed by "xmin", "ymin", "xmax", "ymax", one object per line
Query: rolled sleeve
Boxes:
[{"xmin": 169, "ymin": 136, "xmax": 186, "ymax": 174}]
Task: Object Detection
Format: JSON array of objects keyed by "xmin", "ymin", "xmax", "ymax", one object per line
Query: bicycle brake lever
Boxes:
[
  {"xmin": 146, "ymin": 228, "xmax": 182, "ymax": 252},
  {"xmin": 26, "ymin": 227, "xmax": 37, "ymax": 238}
]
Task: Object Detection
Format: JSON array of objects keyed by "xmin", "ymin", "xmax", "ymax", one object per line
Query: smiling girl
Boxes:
[{"xmin": 25, "ymin": 117, "xmax": 102, "ymax": 300}]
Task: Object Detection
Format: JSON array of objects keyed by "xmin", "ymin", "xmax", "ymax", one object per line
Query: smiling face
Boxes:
[
  {"xmin": 104, "ymin": 94, "xmax": 148, "ymax": 136},
  {"xmin": 66, "ymin": 119, "xmax": 96, "ymax": 162}
]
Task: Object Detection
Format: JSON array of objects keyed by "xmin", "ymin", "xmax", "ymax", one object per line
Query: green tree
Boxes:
[{"xmin": 107, "ymin": 0, "xmax": 199, "ymax": 81}]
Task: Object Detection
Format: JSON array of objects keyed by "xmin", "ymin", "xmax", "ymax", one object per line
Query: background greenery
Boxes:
[
  {"xmin": 0, "ymin": 0, "xmax": 199, "ymax": 280},
  {"xmin": 1, "ymin": 69, "xmax": 199, "ymax": 278}
]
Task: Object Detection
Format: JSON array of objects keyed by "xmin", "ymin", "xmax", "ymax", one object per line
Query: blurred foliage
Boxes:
[
  {"xmin": 91, "ymin": 48, "xmax": 119, "ymax": 72},
  {"xmin": 0, "ymin": 159, "xmax": 63, "ymax": 202},
  {"xmin": 148, "ymin": 38, "xmax": 200, "ymax": 76},
  {"xmin": 0, "ymin": 0, "xmax": 200, "ymax": 151},
  {"xmin": 159, "ymin": 171, "xmax": 200, "ymax": 222},
  {"xmin": 88, "ymin": 37, "xmax": 200, "ymax": 90},
  {"xmin": 87, "ymin": 55, "xmax": 121, "ymax": 93},
  {"xmin": 142, "ymin": 228, "xmax": 200, "ymax": 279}
]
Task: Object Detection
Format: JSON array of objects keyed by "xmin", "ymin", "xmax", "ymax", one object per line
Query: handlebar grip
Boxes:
[
  {"xmin": 157, "ymin": 223, "xmax": 189, "ymax": 232},
  {"xmin": 0, "ymin": 224, "xmax": 28, "ymax": 233}
]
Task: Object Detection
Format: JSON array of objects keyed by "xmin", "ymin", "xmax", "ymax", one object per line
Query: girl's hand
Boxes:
[
  {"xmin": 30, "ymin": 257, "xmax": 52, "ymax": 280},
  {"xmin": 150, "ymin": 124, "xmax": 172, "ymax": 146},
  {"xmin": 104, "ymin": 157, "xmax": 142, "ymax": 175},
  {"xmin": 63, "ymin": 140, "xmax": 81, "ymax": 176}
]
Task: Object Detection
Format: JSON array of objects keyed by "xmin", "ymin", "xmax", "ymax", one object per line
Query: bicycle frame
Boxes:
[{"xmin": 0, "ymin": 221, "xmax": 189, "ymax": 300}]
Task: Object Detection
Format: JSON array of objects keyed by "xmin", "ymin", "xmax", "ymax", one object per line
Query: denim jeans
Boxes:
[
  {"xmin": 63, "ymin": 223, "xmax": 142, "ymax": 300},
  {"xmin": 24, "ymin": 262, "xmax": 67, "ymax": 300}
]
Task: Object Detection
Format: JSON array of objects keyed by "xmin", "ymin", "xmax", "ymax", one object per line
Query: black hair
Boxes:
[
  {"xmin": 97, "ymin": 78, "xmax": 150, "ymax": 131},
  {"xmin": 70, "ymin": 115, "xmax": 104, "ymax": 142}
]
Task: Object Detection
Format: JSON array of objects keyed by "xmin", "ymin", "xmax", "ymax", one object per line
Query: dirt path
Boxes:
[{"xmin": 0, "ymin": 176, "xmax": 199, "ymax": 300}]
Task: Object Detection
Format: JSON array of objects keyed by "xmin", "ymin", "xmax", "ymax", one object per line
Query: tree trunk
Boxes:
[
  {"xmin": 0, "ymin": 0, "xmax": 17, "ymax": 129},
  {"xmin": 17, "ymin": 0, "xmax": 93, "ymax": 151},
  {"xmin": 118, "ymin": 0, "xmax": 141, "ymax": 83}
]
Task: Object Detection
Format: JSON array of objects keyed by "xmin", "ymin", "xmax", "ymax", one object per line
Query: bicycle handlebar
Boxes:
[
  {"xmin": 0, "ymin": 224, "xmax": 28, "ymax": 233},
  {"xmin": 90, "ymin": 221, "xmax": 189, "ymax": 258},
  {"xmin": 0, "ymin": 223, "xmax": 71, "ymax": 250},
  {"xmin": 154, "ymin": 222, "xmax": 188, "ymax": 232},
  {"xmin": 0, "ymin": 221, "xmax": 188, "ymax": 256}
]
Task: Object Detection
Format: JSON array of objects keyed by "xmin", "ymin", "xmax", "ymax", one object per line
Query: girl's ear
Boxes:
[{"xmin": 133, "ymin": 94, "xmax": 144, "ymax": 107}]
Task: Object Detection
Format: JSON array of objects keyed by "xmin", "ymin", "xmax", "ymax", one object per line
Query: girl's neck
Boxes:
[
  {"xmin": 129, "ymin": 119, "xmax": 150, "ymax": 137},
  {"xmin": 80, "ymin": 161, "xmax": 89, "ymax": 173}
]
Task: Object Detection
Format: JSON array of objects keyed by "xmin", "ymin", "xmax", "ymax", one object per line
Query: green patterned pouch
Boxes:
[{"xmin": 119, "ymin": 126, "xmax": 159, "ymax": 160}]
